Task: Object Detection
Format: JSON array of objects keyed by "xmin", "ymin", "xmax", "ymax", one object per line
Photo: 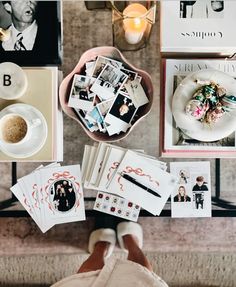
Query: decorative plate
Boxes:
[{"xmin": 172, "ymin": 69, "xmax": 236, "ymax": 142}]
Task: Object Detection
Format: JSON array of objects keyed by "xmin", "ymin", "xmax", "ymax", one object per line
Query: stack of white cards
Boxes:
[
  {"xmin": 68, "ymin": 56, "xmax": 149, "ymax": 136},
  {"xmin": 11, "ymin": 163, "xmax": 85, "ymax": 233},
  {"xmin": 82, "ymin": 143, "xmax": 178, "ymax": 216}
]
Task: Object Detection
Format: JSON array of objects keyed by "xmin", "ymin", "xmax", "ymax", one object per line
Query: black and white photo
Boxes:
[
  {"xmin": 180, "ymin": 0, "xmax": 224, "ymax": 19},
  {"xmin": 0, "ymin": 1, "xmax": 62, "ymax": 65},
  {"xmin": 68, "ymin": 75, "xmax": 95, "ymax": 111},
  {"xmin": 91, "ymin": 63, "xmax": 128, "ymax": 100},
  {"xmin": 119, "ymin": 68, "xmax": 138, "ymax": 94},
  {"xmin": 92, "ymin": 56, "xmax": 122, "ymax": 78}
]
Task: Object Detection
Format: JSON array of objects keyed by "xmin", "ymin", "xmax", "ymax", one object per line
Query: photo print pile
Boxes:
[
  {"xmin": 170, "ymin": 161, "xmax": 211, "ymax": 218},
  {"xmin": 11, "ymin": 163, "xmax": 85, "ymax": 233},
  {"xmin": 82, "ymin": 143, "xmax": 178, "ymax": 217},
  {"xmin": 68, "ymin": 56, "xmax": 149, "ymax": 136}
]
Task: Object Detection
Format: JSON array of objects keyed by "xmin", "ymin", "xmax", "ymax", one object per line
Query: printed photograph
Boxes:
[
  {"xmin": 86, "ymin": 106, "xmax": 105, "ymax": 127},
  {"xmin": 95, "ymin": 64, "xmax": 128, "ymax": 95},
  {"xmin": 180, "ymin": 1, "xmax": 224, "ymax": 19},
  {"xmin": 96, "ymin": 99, "xmax": 113, "ymax": 116},
  {"xmin": 74, "ymin": 108, "xmax": 98, "ymax": 132},
  {"xmin": 119, "ymin": 68, "xmax": 138, "ymax": 93},
  {"xmin": 108, "ymin": 93, "xmax": 136, "ymax": 124},
  {"xmin": 0, "ymin": 1, "xmax": 62, "ymax": 64},
  {"xmin": 173, "ymin": 185, "xmax": 191, "ymax": 202},
  {"xmin": 92, "ymin": 56, "xmax": 122, "ymax": 78},
  {"xmin": 192, "ymin": 175, "xmax": 208, "ymax": 209},
  {"xmin": 68, "ymin": 75, "xmax": 95, "ymax": 111},
  {"xmin": 178, "ymin": 169, "xmax": 190, "ymax": 184},
  {"xmin": 50, "ymin": 179, "xmax": 76, "ymax": 212},
  {"xmin": 71, "ymin": 75, "xmax": 93, "ymax": 101}
]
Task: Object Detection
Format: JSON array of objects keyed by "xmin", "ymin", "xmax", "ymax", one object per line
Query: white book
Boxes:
[
  {"xmin": 161, "ymin": 58, "xmax": 236, "ymax": 158},
  {"xmin": 161, "ymin": 0, "xmax": 236, "ymax": 55}
]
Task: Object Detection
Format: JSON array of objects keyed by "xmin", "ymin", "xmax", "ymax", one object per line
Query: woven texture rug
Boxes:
[{"xmin": 1, "ymin": 252, "xmax": 236, "ymax": 287}]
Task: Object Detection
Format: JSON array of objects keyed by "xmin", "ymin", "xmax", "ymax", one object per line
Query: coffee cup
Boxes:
[{"xmin": 0, "ymin": 113, "xmax": 41, "ymax": 145}]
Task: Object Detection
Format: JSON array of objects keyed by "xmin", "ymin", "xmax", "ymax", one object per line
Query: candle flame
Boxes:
[{"xmin": 134, "ymin": 17, "xmax": 142, "ymax": 28}]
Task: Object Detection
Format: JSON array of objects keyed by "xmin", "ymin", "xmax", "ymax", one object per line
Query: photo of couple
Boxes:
[{"xmin": 50, "ymin": 179, "xmax": 76, "ymax": 212}]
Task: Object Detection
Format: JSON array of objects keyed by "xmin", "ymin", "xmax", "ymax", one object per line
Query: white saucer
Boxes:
[
  {"xmin": 0, "ymin": 104, "xmax": 48, "ymax": 158},
  {"xmin": 172, "ymin": 69, "xmax": 236, "ymax": 142}
]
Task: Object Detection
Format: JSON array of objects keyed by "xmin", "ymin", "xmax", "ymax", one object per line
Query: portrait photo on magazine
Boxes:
[
  {"xmin": 179, "ymin": 0, "xmax": 224, "ymax": 19},
  {"xmin": 0, "ymin": 1, "xmax": 62, "ymax": 65}
]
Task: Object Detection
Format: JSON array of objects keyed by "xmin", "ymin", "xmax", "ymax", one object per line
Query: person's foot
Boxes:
[
  {"xmin": 117, "ymin": 222, "xmax": 143, "ymax": 250},
  {"xmin": 78, "ymin": 241, "xmax": 111, "ymax": 273},
  {"xmin": 88, "ymin": 216, "xmax": 117, "ymax": 259}
]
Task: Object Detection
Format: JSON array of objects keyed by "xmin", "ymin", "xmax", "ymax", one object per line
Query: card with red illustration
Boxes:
[
  {"xmin": 19, "ymin": 163, "xmax": 61, "ymax": 232},
  {"xmin": 39, "ymin": 165, "xmax": 86, "ymax": 227},
  {"xmin": 107, "ymin": 150, "xmax": 178, "ymax": 215}
]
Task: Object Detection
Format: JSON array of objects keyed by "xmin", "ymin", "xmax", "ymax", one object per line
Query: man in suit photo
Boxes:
[{"xmin": 1, "ymin": 0, "xmax": 38, "ymax": 51}]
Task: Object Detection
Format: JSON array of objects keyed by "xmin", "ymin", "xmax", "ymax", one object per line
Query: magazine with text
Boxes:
[
  {"xmin": 161, "ymin": 0, "xmax": 236, "ymax": 55},
  {"xmin": 161, "ymin": 58, "xmax": 236, "ymax": 158}
]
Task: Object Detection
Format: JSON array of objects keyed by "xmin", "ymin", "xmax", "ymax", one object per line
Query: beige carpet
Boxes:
[{"xmin": 1, "ymin": 252, "xmax": 235, "ymax": 287}]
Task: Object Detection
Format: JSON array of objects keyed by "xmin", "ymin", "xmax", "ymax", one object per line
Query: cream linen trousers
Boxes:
[{"xmin": 51, "ymin": 258, "xmax": 169, "ymax": 287}]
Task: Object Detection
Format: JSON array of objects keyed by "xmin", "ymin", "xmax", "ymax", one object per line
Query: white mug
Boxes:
[{"xmin": 0, "ymin": 113, "xmax": 41, "ymax": 145}]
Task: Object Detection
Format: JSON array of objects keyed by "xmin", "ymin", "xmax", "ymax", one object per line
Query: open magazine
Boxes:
[{"xmin": 161, "ymin": 58, "xmax": 236, "ymax": 158}]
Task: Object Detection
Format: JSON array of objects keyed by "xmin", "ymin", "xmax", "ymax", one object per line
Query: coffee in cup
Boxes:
[
  {"xmin": 0, "ymin": 114, "xmax": 28, "ymax": 144},
  {"xmin": 0, "ymin": 113, "xmax": 41, "ymax": 145}
]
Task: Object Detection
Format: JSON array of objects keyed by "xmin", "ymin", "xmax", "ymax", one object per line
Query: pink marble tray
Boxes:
[{"xmin": 59, "ymin": 46, "xmax": 153, "ymax": 142}]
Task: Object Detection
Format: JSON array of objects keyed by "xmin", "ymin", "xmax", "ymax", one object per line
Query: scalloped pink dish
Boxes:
[{"xmin": 59, "ymin": 46, "xmax": 153, "ymax": 142}]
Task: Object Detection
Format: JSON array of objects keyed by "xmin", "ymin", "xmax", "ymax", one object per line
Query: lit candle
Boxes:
[{"xmin": 123, "ymin": 3, "xmax": 147, "ymax": 45}]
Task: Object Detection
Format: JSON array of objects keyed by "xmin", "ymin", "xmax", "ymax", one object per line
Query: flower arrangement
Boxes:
[{"xmin": 185, "ymin": 80, "xmax": 236, "ymax": 124}]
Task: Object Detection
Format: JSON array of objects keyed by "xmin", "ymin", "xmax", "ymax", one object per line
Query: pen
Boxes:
[{"xmin": 119, "ymin": 172, "xmax": 161, "ymax": 198}]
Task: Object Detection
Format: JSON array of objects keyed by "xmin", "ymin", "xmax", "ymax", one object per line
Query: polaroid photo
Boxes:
[
  {"xmin": 85, "ymin": 61, "xmax": 96, "ymax": 77},
  {"xmin": 90, "ymin": 63, "xmax": 128, "ymax": 100},
  {"xmin": 107, "ymin": 150, "xmax": 178, "ymax": 215},
  {"xmin": 68, "ymin": 75, "xmax": 95, "ymax": 111},
  {"xmin": 92, "ymin": 56, "xmax": 123, "ymax": 78},
  {"xmin": 105, "ymin": 93, "xmax": 137, "ymax": 136},
  {"xmin": 94, "ymin": 192, "xmax": 140, "ymax": 222},
  {"xmin": 85, "ymin": 106, "xmax": 107, "ymax": 132},
  {"xmin": 170, "ymin": 161, "xmax": 211, "ymax": 218},
  {"xmin": 74, "ymin": 109, "xmax": 98, "ymax": 132},
  {"xmin": 119, "ymin": 68, "xmax": 138, "ymax": 94},
  {"xmin": 124, "ymin": 79, "xmax": 149, "ymax": 108},
  {"xmin": 96, "ymin": 99, "xmax": 114, "ymax": 117}
]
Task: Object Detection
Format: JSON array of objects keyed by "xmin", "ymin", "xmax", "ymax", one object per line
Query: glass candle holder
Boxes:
[{"xmin": 111, "ymin": 1, "xmax": 156, "ymax": 51}]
